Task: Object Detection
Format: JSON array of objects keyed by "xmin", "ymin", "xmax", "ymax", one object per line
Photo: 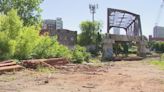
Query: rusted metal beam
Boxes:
[
  {"xmin": 119, "ymin": 13, "xmax": 125, "ymax": 26},
  {"xmin": 107, "ymin": 8, "xmax": 110, "ymax": 33},
  {"xmin": 109, "ymin": 26, "xmax": 126, "ymax": 29},
  {"xmin": 108, "ymin": 8, "xmax": 139, "ymax": 17},
  {"xmin": 126, "ymin": 17, "xmax": 137, "ymax": 29}
]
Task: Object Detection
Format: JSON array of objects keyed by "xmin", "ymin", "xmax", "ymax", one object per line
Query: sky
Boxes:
[{"xmin": 41, "ymin": 0, "xmax": 164, "ymax": 37}]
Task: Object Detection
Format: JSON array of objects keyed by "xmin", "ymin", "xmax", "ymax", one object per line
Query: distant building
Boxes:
[
  {"xmin": 149, "ymin": 26, "xmax": 164, "ymax": 41},
  {"xmin": 43, "ymin": 19, "xmax": 56, "ymax": 30},
  {"xmin": 149, "ymin": 35, "xmax": 164, "ymax": 42},
  {"xmin": 56, "ymin": 17, "xmax": 63, "ymax": 30},
  {"xmin": 40, "ymin": 29, "xmax": 77, "ymax": 49},
  {"xmin": 113, "ymin": 28, "xmax": 120, "ymax": 35},
  {"xmin": 153, "ymin": 26, "xmax": 164, "ymax": 38},
  {"xmin": 43, "ymin": 18, "xmax": 63, "ymax": 30},
  {"xmin": 41, "ymin": 18, "xmax": 76, "ymax": 48}
]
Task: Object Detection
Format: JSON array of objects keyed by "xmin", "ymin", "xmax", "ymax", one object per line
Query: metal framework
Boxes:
[{"xmin": 107, "ymin": 8, "xmax": 142, "ymax": 37}]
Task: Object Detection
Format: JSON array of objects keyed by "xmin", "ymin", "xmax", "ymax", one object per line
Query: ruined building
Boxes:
[{"xmin": 41, "ymin": 19, "xmax": 77, "ymax": 49}]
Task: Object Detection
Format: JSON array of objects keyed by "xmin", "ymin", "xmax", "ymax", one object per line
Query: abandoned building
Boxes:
[
  {"xmin": 41, "ymin": 18, "xmax": 77, "ymax": 49},
  {"xmin": 102, "ymin": 8, "xmax": 147, "ymax": 60},
  {"xmin": 40, "ymin": 29, "xmax": 77, "ymax": 49}
]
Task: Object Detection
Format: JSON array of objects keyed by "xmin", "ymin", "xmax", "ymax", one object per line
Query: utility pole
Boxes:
[{"xmin": 89, "ymin": 4, "xmax": 98, "ymax": 22}]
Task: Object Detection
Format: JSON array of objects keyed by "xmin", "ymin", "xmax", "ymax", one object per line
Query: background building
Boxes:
[
  {"xmin": 149, "ymin": 26, "xmax": 164, "ymax": 41},
  {"xmin": 43, "ymin": 19, "xmax": 56, "ymax": 30},
  {"xmin": 56, "ymin": 17, "xmax": 63, "ymax": 30},
  {"xmin": 153, "ymin": 26, "xmax": 164, "ymax": 38},
  {"xmin": 43, "ymin": 18, "xmax": 63, "ymax": 30},
  {"xmin": 41, "ymin": 18, "xmax": 76, "ymax": 49},
  {"xmin": 40, "ymin": 29, "xmax": 77, "ymax": 49}
]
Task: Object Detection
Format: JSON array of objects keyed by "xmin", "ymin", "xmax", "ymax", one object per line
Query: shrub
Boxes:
[
  {"xmin": 0, "ymin": 9, "xmax": 91, "ymax": 63},
  {"xmin": 0, "ymin": 9, "xmax": 73, "ymax": 60},
  {"xmin": 149, "ymin": 41, "xmax": 164, "ymax": 53},
  {"xmin": 72, "ymin": 45, "xmax": 91, "ymax": 63},
  {"xmin": 0, "ymin": 32, "xmax": 17, "ymax": 60}
]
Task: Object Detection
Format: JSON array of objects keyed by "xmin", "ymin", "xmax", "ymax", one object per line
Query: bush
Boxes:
[
  {"xmin": 0, "ymin": 9, "xmax": 21, "ymax": 60},
  {"xmin": 72, "ymin": 45, "xmax": 91, "ymax": 63},
  {"xmin": 0, "ymin": 9, "xmax": 73, "ymax": 60},
  {"xmin": 0, "ymin": 9, "xmax": 91, "ymax": 63},
  {"xmin": 149, "ymin": 41, "xmax": 164, "ymax": 53}
]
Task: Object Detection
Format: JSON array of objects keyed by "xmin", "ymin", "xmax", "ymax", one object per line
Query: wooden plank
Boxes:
[
  {"xmin": 0, "ymin": 65, "xmax": 23, "ymax": 71},
  {"xmin": 0, "ymin": 61, "xmax": 13, "ymax": 64},
  {"xmin": 0, "ymin": 62, "xmax": 16, "ymax": 67}
]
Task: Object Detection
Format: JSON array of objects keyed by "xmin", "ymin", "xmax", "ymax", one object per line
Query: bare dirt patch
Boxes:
[{"xmin": 0, "ymin": 59, "xmax": 164, "ymax": 92}]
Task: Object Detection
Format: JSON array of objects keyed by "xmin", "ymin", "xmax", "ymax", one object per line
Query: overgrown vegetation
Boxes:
[
  {"xmin": 113, "ymin": 42, "xmax": 130, "ymax": 57},
  {"xmin": 150, "ymin": 61, "xmax": 164, "ymax": 70},
  {"xmin": 78, "ymin": 21, "xmax": 102, "ymax": 56},
  {"xmin": 148, "ymin": 41, "xmax": 164, "ymax": 53},
  {"xmin": 0, "ymin": 0, "xmax": 44, "ymax": 26},
  {"xmin": 72, "ymin": 45, "xmax": 91, "ymax": 63},
  {"xmin": 150, "ymin": 54, "xmax": 164, "ymax": 70},
  {"xmin": 0, "ymin": 9, "xmax": 90, "ymax": 63}
]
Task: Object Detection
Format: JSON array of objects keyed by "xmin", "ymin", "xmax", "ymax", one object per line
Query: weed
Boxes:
[
  {"xmin": 150, "ymin": 60, "xmax": 164, "ymax": 70},
  {"xmin": 36, "ymin": 66, "xmax": 55, "ymax": 74}
]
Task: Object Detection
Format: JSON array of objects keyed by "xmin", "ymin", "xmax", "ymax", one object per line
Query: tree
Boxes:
[
  {"xmin": 0, "ymin": 0, "xmax": 44, "ymax": 26},
  {"xmin": 78, "ymin": 21, "xmax": 102, "ymax": 46}
]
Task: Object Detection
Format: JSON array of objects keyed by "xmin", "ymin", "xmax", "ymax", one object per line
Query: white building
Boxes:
[
  {"xmin": 153, "ymin": 26, "xmax": 164, "ymax": 38},
  {"xmin": 113, "ymin": 28, "xmax": 120, "ymax": 35}
]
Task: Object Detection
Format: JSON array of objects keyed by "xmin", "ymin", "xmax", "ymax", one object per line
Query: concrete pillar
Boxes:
[
  {"xmin": 137, "ymin": 40, "xmax": 147, "ymax": 57},
  {"xmin": 102, "ymin": 37, "xmax": 114, "ymax": 60}
]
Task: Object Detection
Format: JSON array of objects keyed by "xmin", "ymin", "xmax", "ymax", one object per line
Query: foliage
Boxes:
[
  {"xmin": 150, "ymin": 60, "xmax": 164, "ymax": 70},
  {"xmin": 0, "ymin": 9, "xmax": 91, "ymax": 63},
  {"xmin": 78, "ymin": 21, "xmax": 102, "ymax": 46},
  {"xmin": 113, "ymin": 43, "xmax": 122, "ymax": 56},
  {"xmin": 36, "ymin": 65, "xmax": 55, "ymax": 73},
  {"xmin": 113, "ymin": 42, "xmax": 130, "ymax": 57},
  {"xmin": 148, "ymin": 41, "xmax": 164, "ymax": 53},
  {"xmin": 72, "ymin": 45, "xmax": 91, "ymax": 63},
  {"xmin": 0, "ymin": 9, "xmax": 22, "ymax": 59},
  {"xmin": 0, "ymin": 0, "xmax": 44, "ymax": 26}
]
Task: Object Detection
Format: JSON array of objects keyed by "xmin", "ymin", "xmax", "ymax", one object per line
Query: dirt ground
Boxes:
[{"xmin": 0, "ymin": 58, "xmax": 164, "ymax": 92}]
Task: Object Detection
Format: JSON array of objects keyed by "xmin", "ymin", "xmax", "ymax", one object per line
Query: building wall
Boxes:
[
  {"xmin": 56, "ymin": 17, "xmax": 63, "ymax": 30},
  {"xmin": 43, "ymin": 19, "xmax": 56, "ymax": 30},
  {"xmin": 153, "ymin": 26, "xmax": 164, "ymax": 38},
  {"xmin": 40, "ymin": 29, "xmax": 77, "ymax": 49},
  {"xmin": 43, "ymin": 18, "xmax": 63, "ymax": 30}
]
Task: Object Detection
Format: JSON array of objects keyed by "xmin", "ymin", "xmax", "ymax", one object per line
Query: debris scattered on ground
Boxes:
[
  {"xmin": 54, "ymin": 63, "xmax": 110, "ymax": 73},
  {"xmin": 0, "ymin": 60, "xmax": 23, "ymax": 74},
  {"xmin": 21, "ymin": 58, "xmax": 69, "ymax": 69},
  {"xmin": 113, "ymin": 56, "xmax": 144, "ymax": 61}
]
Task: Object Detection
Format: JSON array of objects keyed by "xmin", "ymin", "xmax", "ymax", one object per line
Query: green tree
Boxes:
[
  {"xmin": 78, "ymin": 21, "xmax": 102, "ymax": 46},
  {"xmin": 0, "ymin": 9, "xmax": 20, "ymax": 59},
  {"xmin": 0, "ymin": 9, "xmax": 90, "ymax": 63},
  {"xmin": 0, "ymin": 0, "xmax": 44, "ymax": 26}
]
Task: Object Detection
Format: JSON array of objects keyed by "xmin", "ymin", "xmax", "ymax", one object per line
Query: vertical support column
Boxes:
[
  {"xmin": 102, "ymin": 35, "xmax": 114, "ymax": 60},
  {"xmin": 137, "ymin": 40, "xmax": 147, "ymax": 57},
  {"xmin": 107, "ymin": 8, "xmax": 110, "ymax": 33}
]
